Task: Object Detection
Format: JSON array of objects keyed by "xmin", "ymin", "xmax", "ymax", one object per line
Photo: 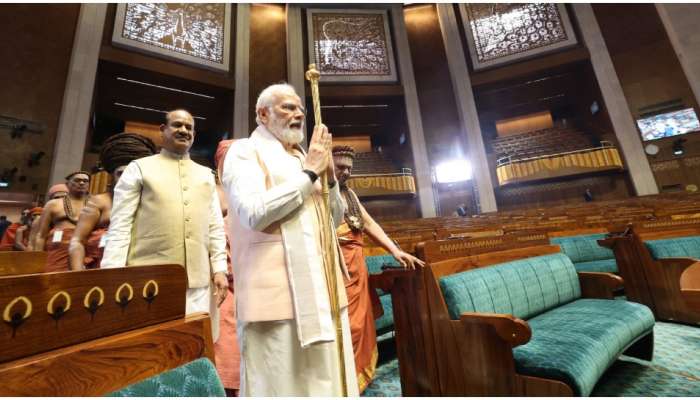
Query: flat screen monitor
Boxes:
[{"xmin": 636, "ymin": 107, "xmax": 700, "ymax": 141}]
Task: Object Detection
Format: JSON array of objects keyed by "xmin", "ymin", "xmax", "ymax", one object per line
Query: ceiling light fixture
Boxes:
[{"xmin": 116, "ymin": 77, "xmax": 215, "ymax": 99}]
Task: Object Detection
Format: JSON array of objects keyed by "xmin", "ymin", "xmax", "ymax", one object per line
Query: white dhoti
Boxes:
[
  {"xmin": 186, "ymin": 286, "xmax": 220, "ymax": 342},
  {"xmin": 237, "ymin": 307, "xmax": 359, "ymax": 397}
]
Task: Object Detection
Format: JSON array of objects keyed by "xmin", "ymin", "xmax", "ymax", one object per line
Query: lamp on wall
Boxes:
[{"xmin": 672, "ymin": 138, "xmax": 686, "ymax": 156}]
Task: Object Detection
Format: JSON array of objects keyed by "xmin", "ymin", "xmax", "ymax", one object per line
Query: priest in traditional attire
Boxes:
[
  {"xmin": 101, "ymin": 109, "xmax": 228, "ymax": 340},
  {"xmin": 33, "ymin": 172, "xmax": 91, "ymax": 271},
  {"xmin": 332, "ymin": 145, "xmax": 424, "ymax": 392},
  {"xmin": 221, "ymin": 83, "xmax": 358, "ymax": 396}
]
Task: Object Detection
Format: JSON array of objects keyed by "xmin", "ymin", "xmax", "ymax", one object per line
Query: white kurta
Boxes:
[
  {"xmin": 102, "ymin": 149, "xmax": 228, "ymax": 340},
  {"xmin": 222, "ymin": 126, "xmax": 357, "ymax": 396},
  {"xmin": 237, "ymin": 310, "xmax": 359, "ymax": 397}
]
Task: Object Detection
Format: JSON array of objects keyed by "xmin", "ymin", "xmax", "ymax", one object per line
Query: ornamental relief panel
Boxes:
[
  {"xmin": 459, "ymin": 3, "xmax": 577, "ymax": 70},
  {"xmin": 113, "ymin": 3, "xmax": 231, "ymax": 71},
  {"xmin": 306, "ymin": 9, "xmax": 397, "ymax": 82}
]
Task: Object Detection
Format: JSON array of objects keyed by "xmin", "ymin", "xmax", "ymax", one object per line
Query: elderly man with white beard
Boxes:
[{"xmin": 221, "ymin": 83, "xmax": 358, "ymax": 396}]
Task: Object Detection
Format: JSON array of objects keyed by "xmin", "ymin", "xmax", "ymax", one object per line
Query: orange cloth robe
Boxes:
[
  {"xmin": 45, "ymin": 228, "xmax": 73, "ymax": 273},
  {"xmin": 0, "ymin": 223, "xmax": 21, "ymax": 251},
  {"xmin": 84, "ymin": 228, "xmax": 107, "ymax": 269},
  {"xmin": 214, "ymin": 214, "xmax": 241, "ymax": 391},
  {"xmin": 338, "ymin": 223, "xmax": 377, "ymax": 393}
]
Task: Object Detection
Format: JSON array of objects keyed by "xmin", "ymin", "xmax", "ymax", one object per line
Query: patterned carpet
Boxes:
[{"xmin": 363, "ymin": 321, "xmax": 700, "ymax": 397}]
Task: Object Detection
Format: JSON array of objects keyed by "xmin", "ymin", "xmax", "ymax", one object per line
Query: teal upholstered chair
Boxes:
[
  {"xmin": 366, "ymin": 254, "xmax": 401, "ymax": 335},
  {"xmin": 645, "ymin": 235, "xmax": 700, "ymax": 260},
  {"xmin": 550, "ymin": 233, "xmax": 618, "ymax": 273},
  {"xmin": 439, "ymin": 253, "xmax": 654, "ymax": 396},
  {"xmin": 109, "ymin": 358, "xmax": 225, "ymax": 397}
]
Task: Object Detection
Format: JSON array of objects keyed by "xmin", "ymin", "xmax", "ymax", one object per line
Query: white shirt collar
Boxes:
[{"xmin": 160, "ymin": 148, "xmax": 191, "ymax": 160}]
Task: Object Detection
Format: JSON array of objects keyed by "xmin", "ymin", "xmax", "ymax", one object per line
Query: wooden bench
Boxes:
[
  {"xmin": 599, "ymin": 219, "xmax": 700, "ymax": 325},
  {"xmin": 0, "ymin": 265, "xmax": 221, "ymax": 396},
  {"xmin": 373, "ymin": 245, "xmax": 653, "ymax": 396},
  {"xmin": 0, "ymin": 251, "xmax": 47, "ymax": 276}
]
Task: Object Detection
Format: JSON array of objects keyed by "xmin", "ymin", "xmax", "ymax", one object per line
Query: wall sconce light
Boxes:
[{"xmin": 672, "ymin": 138, "xmax": 686, "ymax": 156}]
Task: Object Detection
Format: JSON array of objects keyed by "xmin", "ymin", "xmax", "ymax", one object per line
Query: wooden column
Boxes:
[
  {"xmin": 49, "ymin": 4, "xmax": 107, "ymax": 188},
  {"xmin": 656, "ymin": 4, "xmax": 700, "ymax": 108},
  {"xmin": 573, "ymin": 4, "xmax": 658, "ymax": 195},
  {"xmin": 286, "ymin": 5, "xmax": 306, "ymax": 102},
  {"xmin": 286, "ymin": 5, "xmax": 306, "ymax": 150},
  {"xmin": 436, "ymin": 4, "xmax": 497, "ymax": 213},
  {"xmin": 392, "ymin": 5, "xmax": 437, "ymax": 218},
  {"xmin": 233, "ymin": 4, "xmax": 251, "ymax": 139}
]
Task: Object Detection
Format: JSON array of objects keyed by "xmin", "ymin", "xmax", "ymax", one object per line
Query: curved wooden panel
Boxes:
[
  {"xmin": 680, "ymin": 261, "xmax": 700, "ymax": 311},
  {"xmin": 0, "ymin": 265, "xmax": 187, "ymax": 364},
  {"xmin": 0, "ymin": 314, "xmax": 212, "ymax": 396}
]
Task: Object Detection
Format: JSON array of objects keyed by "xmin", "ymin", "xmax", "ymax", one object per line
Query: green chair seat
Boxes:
[
  {"xmin": 645, "ymin": 236, "xmax": 700, "ymax": 260},
  {"xmin": 573, "ymin": 259, "xmax": 618, "ymax": 273},
  {"xmin": 375, "ymin": 293, "xmax": 394, "ymax": 334},
  {"xmin": 108, "ymin": 357, "xmax": 225, "ymax": 397},
  {"xmin": 513, "ymin": 299, "xmax": 654, "ymax": 396},
  {"xmin": 366, "ymin": 254, "xmax": 401, "ymax": 334},
  {"xmin": 438, "ymin": 252, "xmax": 655, "ymax": 396}
]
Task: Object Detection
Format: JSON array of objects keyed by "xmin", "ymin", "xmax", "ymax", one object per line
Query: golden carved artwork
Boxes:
[
  {"xmin": 142, "ymin": 280, "xmax": 160, "ymax": 299},
  {"xmin": 47, "ymin": 291, "xmax": 72, "ymax": 317},
  {"xmin": 83, "ymin": 287, "xmax": 105, "ymax": 310},
  {"xmin": 3, "ymin": 296, "xmax": 33, "ymax": 324},
  {"xmin": 115, "ymin": 283, "xmax": 135, "ymax": 305}
]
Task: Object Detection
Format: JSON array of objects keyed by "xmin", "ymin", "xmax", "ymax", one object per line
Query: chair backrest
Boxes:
[
  {"xmin": 550, "ymin": 233, "xmax": 614, "ymax": 263},
  {"xmin": 417, "ymin": 231, "xmax": 550, "ymax": 263},
  {"xmin": 365, "ymin": 254, "xmax": 400, "ymax": 275},
  {"xmin": 438, "ymin": 252, "xmax": 581, "ymax": 320},
  {"xmin": 0, "ymin": 251, "xmax": 47, "ymax": 276},
  {"xmin": 645, "ymin": 235, "xmax": 700, "ymax": 260}
]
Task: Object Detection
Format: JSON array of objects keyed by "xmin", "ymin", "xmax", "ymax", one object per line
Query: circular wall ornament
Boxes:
[{"xmin": 644, "ymin": 143, "xmax": 660, "ymax": 156}]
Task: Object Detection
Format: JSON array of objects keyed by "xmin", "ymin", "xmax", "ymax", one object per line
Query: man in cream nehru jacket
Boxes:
[
  {"xmin": 221, "ymin": 83, "xmax": 358, "ymax": 396},
  {"xmin": 102, "ymin": 109, "xmax": 228, "ymax": 340}
]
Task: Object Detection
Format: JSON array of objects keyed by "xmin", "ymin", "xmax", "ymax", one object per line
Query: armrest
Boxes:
[
  {"xmin": 680, "ymin": 261, "xmax": 700, "ymax": 310},
  {"xmin": 459, "ymin": 312, "xmax": 531, "ymax": 346},
  {"xmin": 657, "ymin": 257, "xmax": 697, "ymax": 270},
  {"xmin": 368, "ymin": 268, "xmax": 415, "ymax": 294},
  {"xmin": 578, "ymin": 272, "xmax": 624, "ymax": 299}
]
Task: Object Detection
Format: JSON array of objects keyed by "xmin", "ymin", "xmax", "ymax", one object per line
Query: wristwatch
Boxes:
[{"xmin": 302, "ymin": 169, "xmax": 319, "ymax": 183}]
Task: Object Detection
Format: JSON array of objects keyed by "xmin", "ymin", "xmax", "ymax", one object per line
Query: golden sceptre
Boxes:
[{"xmin": 305, "ymin": 63, "xmax": 348, "ymax": 396}]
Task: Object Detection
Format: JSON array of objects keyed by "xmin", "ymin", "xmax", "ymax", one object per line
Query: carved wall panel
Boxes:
[
  {"xmin": 306, "ymin": 8, "xmax": 397, "ymax": 82},
  {"xmin": 459, "ymin": 4, "xmax": 577, "ymax": 70},
  {"xmin": 112, "ymin": 3, "xmax": 231, "ymax": 71}
]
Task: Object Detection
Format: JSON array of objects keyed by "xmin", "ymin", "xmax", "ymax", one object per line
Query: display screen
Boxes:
[{"xmin": 636, "ymin": 108, "xmax": 700, "ymax": 141}]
